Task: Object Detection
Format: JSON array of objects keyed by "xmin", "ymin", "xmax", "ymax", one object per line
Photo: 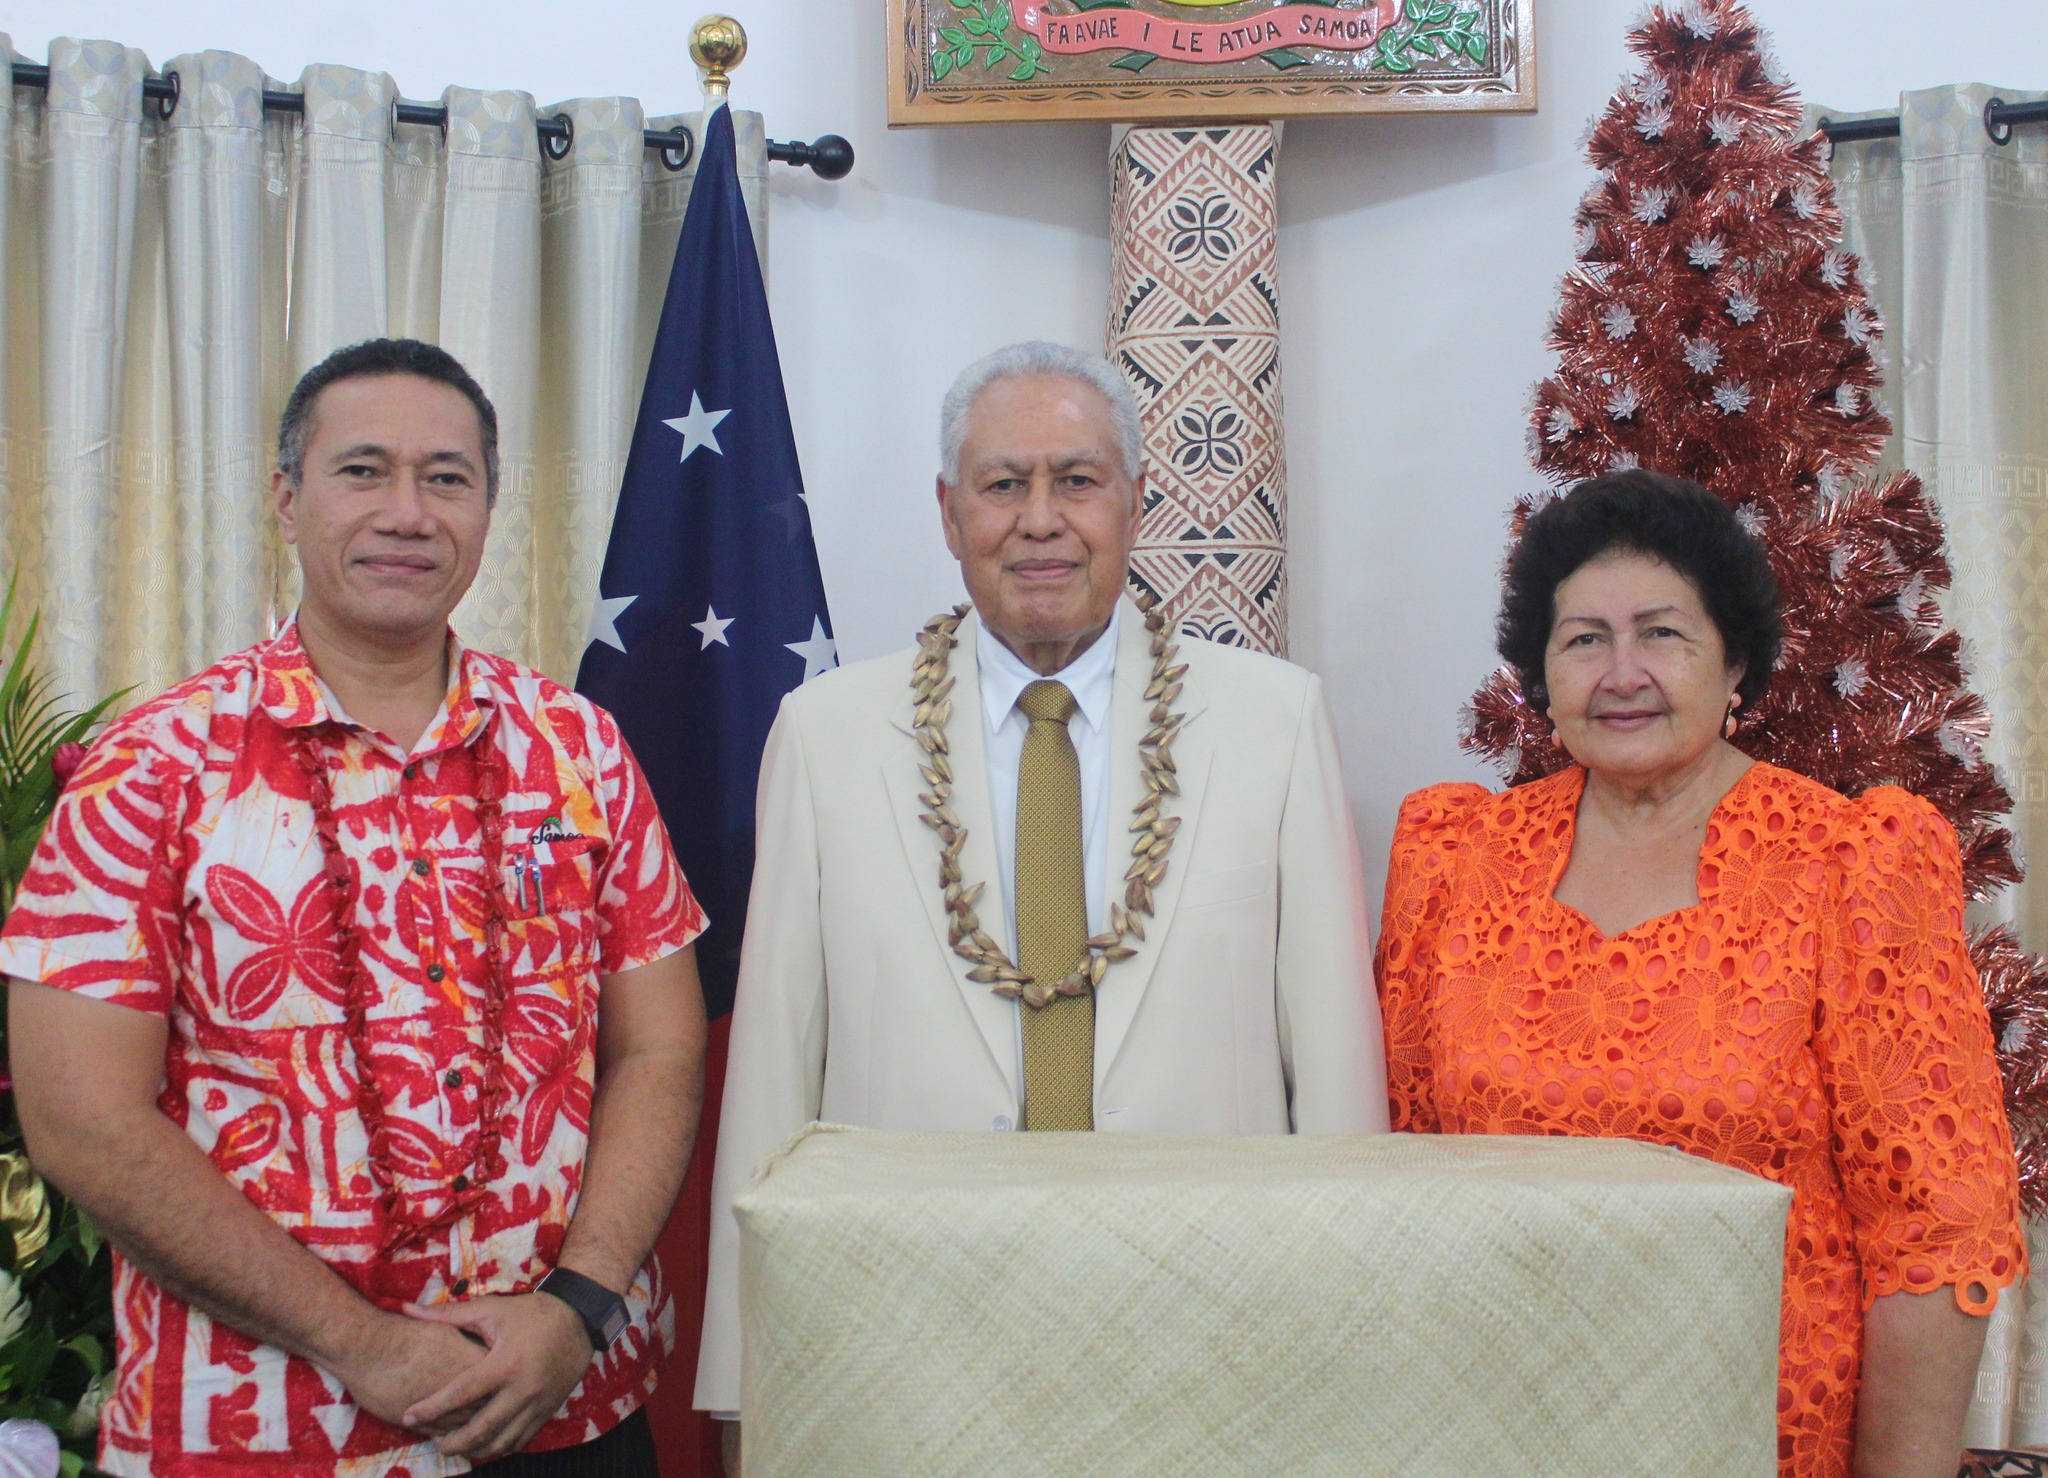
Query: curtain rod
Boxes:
[
  {"xmin": 7, "ymin": 59, "xmax": 855, "ymax": 179},
  {"xmin": 1820, "ymin": 95, "xmax": 2048, "ymax": 145}
]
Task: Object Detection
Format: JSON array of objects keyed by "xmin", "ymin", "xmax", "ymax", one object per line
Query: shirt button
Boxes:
[
  {"xmin": 991, "ymin": 1116, "xmax": 1014, "ymax": 1132},
  {"xmin": 452, "ymin": 1174, "xmax": 469, "ymax": 1192},
  {"xmin": 403, "ymin": 762, "xmax": 419, "ymax": 780},
  {"xmin": 451, "ymin": 1277, "xmax": 470, "ymax": 1297},
  {"xmin": 426, "ymin": 964, "xmax": 446, "ymax": 983},
  {"xmin": 445, "ymin": 1069, "xmax": 463, "ymax": 1088},
  {"xmin": 412, "ymin": 857, "xmax": 430, "ymax": 877}
]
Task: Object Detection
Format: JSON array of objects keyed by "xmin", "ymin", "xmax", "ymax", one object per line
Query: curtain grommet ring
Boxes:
[
  {"xmin": 541, "ymin": 111, "xmax": 573, "ymax": 161},
  {"xmin": 659, "ymin": 127, "xmax": 695, "ymax": 172},
  {"xmin": 1985, "ymin": 97, "xmax": 2013, "ymax": 146},
  {"xmin": 153, "ymin": 67, "xmax": 180, "ymax": 122},
  {"xmin": 392, "ymin": 95, "xmax": 447, "ymax": 140}
]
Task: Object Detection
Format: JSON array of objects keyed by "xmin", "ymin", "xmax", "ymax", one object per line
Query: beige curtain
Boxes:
[
  {"xmin": 1824, "ymin": 84, "xmax": 2048, "ymax": 1452},
  {"xmin": 0, "ymin": 35, "xmax": 768, "ymax": 709}
]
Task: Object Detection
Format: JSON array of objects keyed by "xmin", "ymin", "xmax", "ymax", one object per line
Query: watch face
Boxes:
[{"xmin": 600, "ymin": 1303, "xmax": 629, "ymax": 1344}]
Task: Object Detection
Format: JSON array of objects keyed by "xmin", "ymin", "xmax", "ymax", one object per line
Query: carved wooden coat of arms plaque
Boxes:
[{"xmin": 887, "ymin": 0, "xmax": 1536, "ymax": 125}]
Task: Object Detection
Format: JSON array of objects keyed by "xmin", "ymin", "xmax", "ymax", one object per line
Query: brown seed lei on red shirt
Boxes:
[{"xmin": 294, "ymin": 720, "xmax": 515, "ymax": 1255}]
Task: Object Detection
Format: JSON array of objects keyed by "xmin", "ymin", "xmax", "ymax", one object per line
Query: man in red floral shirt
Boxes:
[{"xmin": 2, "ymin": 338, "xmax": 707, "ymax": 1478}]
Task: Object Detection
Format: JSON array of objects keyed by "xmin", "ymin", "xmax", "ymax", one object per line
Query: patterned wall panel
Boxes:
[{"xmin": 1109, "ymin": 124, "xmax": 1286, "ymax": 656}]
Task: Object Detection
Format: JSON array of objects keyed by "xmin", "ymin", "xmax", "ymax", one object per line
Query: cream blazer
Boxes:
[{"xmin": 694, "ymin": 598, "xmax": 1389, "ymax": 1411}]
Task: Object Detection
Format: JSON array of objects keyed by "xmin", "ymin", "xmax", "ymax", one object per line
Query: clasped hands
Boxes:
[{"xmin": 335, "ymin": 1292, "xmax": 595, "ymax": 1464}]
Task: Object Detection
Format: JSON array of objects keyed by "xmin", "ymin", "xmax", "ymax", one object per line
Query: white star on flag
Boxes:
[
  {"xmin": 692, "ymin": 605, "xmax": 735, "ymax": 649},
  {"xmin": 663, "ymin": 391, "xmax": 732, "ymax": 463},
  {"xmin": 586, "ymin": 593, "xmax": 637, "ymax": 653},
  {"xmin": 785, "ymin": 616, "xmax": 838, "ymax": 683}
]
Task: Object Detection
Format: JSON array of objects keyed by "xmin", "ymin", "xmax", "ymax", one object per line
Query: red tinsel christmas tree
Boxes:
[{"xmin": 1463, "ymin": 0, "xmax": 2048, "ymax": 1209}]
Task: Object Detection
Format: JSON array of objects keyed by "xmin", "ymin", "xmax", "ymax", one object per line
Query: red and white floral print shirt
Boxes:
[{"xmin": 0, "ymin": 623, "xmax": 704, "ymax": 1478}]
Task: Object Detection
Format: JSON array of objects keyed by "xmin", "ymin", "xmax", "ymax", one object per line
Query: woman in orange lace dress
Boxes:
[{"xmin": 1376, "ymin": 470, "xmax": 2024, "ymax": 1478}]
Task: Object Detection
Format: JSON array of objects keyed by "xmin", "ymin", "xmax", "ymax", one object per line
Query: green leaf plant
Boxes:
[{"xmin": 0, "ymin": 574, "xmax": 126, "ymax": 1471}]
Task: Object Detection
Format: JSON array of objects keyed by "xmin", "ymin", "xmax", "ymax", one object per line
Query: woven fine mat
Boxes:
[{"xmin": 735, "ymin": 1126, "xmax": 1792, "ymax": 1477}]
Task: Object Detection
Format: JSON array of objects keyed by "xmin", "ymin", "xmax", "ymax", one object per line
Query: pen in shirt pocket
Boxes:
[{"xmin": 507, "ymin": 847, "xmax": 547, "ymax": 917}]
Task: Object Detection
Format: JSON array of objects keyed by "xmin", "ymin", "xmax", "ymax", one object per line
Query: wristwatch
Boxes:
[{"xmin": 537, "ymin": 1267, "xmax": 629, "ymax": 1351}]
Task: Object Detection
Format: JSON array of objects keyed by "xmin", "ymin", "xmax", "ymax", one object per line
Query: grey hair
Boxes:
[{"xmin": 939, "ymin": 341, "xmax": 1144, "ymax": 487}]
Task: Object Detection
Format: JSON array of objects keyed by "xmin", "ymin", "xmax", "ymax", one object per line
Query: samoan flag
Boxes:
[{"xmin": 574, "ymin": 103, "xmax": 833, "ymax": 1470}]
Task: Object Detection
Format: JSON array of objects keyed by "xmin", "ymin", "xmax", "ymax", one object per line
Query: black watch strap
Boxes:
[{"xmin": 538, "ymin": 1267, "xmax": 628, "ymax": 1351}]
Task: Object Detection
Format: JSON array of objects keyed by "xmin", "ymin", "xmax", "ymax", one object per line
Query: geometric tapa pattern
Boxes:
[
  {"xmin": 1108, "ymin": 125, "xmax": 1286, "ymax": 656},
  {"xmin": 1963, "ymin": 1455, "xmax": 2048, "ymax": 1477}
]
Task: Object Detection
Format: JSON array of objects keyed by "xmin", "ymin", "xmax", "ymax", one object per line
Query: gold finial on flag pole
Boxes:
[{"xmin": 691, "ymin": 15, "xmax": 748, "ymax": 101}]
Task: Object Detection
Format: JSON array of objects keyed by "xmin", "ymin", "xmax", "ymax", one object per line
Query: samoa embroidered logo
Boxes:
[{"xmin": 529, "ymin": 815, "xmax": 586, "ymax": 846}]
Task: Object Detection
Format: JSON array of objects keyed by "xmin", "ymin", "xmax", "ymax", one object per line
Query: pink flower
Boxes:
[{"xmin": 50, "ymin": 743, "xmax": 86, "ymax": 790}]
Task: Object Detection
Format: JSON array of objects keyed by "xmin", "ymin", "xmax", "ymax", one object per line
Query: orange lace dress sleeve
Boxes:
[
  {"xmin": 1375, "ymin": 783, "xmax": 1491, "ymax": 1134},
  {"xmin": 1815, "ymin": 785, "xmax": 2026, "ymax": 1314}
]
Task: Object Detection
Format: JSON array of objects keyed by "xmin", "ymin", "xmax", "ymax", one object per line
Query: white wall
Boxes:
[{"xmin": 2, "ymin": 0, "xmax": 2045, "ymax": 902}]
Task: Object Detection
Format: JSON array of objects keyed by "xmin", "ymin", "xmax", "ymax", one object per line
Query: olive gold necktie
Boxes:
[{"xmin": 1015, "ymin": 679, "xmax": 1093, "ymax": 1132}]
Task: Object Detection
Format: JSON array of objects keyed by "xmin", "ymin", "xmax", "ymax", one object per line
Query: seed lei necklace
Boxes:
[
  {"xmin": 913, "ymin": 597, "xmax": 1187, "ymax": 1009},
  {"xmin": 293, "ymin": 718, "xmax": 514, "ymax": 1254}
]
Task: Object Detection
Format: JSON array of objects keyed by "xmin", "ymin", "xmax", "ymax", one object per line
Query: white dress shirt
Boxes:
[{"xmin": 976, "ymin": 604, "xmax": 1120, "ymax": 950}]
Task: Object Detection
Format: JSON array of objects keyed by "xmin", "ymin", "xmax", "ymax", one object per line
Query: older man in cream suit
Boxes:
[{"xmin": 697, "ymin": 342, "xmax": 1387, "ymax": 1445}]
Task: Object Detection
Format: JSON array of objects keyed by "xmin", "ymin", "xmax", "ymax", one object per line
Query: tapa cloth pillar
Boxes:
[
  {"xmin": 734, "ymin": 1125, "xmax": 1791, "ymax": 1478},
  {"xmin": 1109, "ymin": 124, "xmax": 1288, "ymax": 656}
]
